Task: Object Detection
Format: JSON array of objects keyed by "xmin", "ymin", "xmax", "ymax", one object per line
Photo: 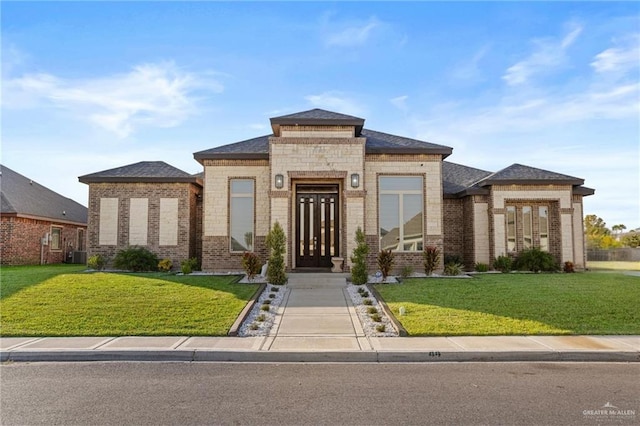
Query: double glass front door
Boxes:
[{"xmin": 296, "ymin": 190, "xmax": 339, "ymax": 268}]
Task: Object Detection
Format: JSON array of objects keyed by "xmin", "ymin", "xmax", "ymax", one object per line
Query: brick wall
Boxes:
[
  {"xmin": 87, "ymin": 182, "xmax": 201, "ymax": 270},
  {"xmin": 443, "ymin": 198, "xmax": 464, "ymax": 262},
  {"xmin": 1, "ymin": 216, "xmax": 86, "ymax": 265}
]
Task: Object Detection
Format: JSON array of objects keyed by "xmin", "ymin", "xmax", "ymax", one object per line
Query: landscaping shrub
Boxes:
[
  {"xmin": 423, "ymin": 246, "xmax": 440, "ymax": 275},
  {"xmin": 366, "ymin": 307, "xmax": 378, "ymax": 314},
  {"xmin": 158, "ymin": 258, "xmax": 173, "ymax": 272},
  {"xmin": 350, "ymin": 226, "xmax": 369, "ymax": 285},
  {"xmin": 564, "ymin": 261, "xmax": 575, "ymax": 273},
  {"xmin": 443, "ymin": 262, "xmax": 464, "ymax": 276},
  {"xmin": 113, "ymin": 247, "xmax": 158, "ymax": 272},
  {"xmin": 362, "ymin": 298, "xmax": 373, "ymax": 306},
  {"xmin": 376, "ymin": 324, "xmax": 386, "ymax": 333},
  {"xmin": 370, "ymin": 313, "xmax": 382, "ymax": 322},
  {"xmin": 87, "ymin": 254, "xmax": 106, "ymax": 271},
  {"xmin": 266, "ymin": 221, "xmax": 287, "ymax": 285},
  {"xmin": 515, "ymin": 248, "xmax": 559, "ymax": 273},
  {"xmin": 444, "ymin": 254, "xmax": 463, "ymax": 265},
  {"xmin": 377, "ymin": 249, "xmax": 395, "ymax": 280},
  {"xmin": 474, "ymin": 262, "xmax": 489, "ymax": 272},
  {"xmin": 399, "ymin": 265, "xmax": 414, "ymax": 279},
  {"xmin": 181, "ymin": 257, "xmax": 199, "ymax": 274},
  {"xmin": 493, "ymin": 255, "xmax": 513, "ymax": 273},
  {"xmin": 241, "ymin": 252, "xmax": 262, "ymax": 281}
]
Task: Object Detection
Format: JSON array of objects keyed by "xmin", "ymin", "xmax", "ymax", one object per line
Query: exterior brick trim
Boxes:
[
  {"xmin": 203, "ymin": 159, "xmax": 269, "ymax": 167},
  {"xmin": 365, "ymin": 154, "xmax": 441, "ymax": 162},
  {"xmin": 270, "ymin": 137, "xmax": 365, "ymax": 145},
  {"xmin": 288, "ymin": 171, "xmax": 348, "ymax": 179}
]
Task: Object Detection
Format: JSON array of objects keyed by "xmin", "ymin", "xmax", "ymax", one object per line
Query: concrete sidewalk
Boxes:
[{"xmin": 2, "ymin": 335, "xmax": 639, "ymax": 363}]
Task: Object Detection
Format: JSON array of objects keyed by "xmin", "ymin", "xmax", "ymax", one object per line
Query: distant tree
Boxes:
[
  {"xmin": 622, "ymin": 231, "xmax": 640, "ymax": 248},
  {"xmin": 612, "ymin": 224, "xmax": 627, "ymax": 240},
  {"xmin": 584, "ymin": 215, "xmax": 611, "ymax": 249}
]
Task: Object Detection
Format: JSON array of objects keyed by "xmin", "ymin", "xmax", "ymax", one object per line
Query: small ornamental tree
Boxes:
[
  {"xmin": 377, "ymin": 249, "xmax": 395, "ymax": 281},
  {"xmin": 350, "ymin": 227, "xmax": 369, "ymax": 285},
  {"xmin": 423, "ymin": 246, "xmax": 440, "ymax": 275},
  {"xmin": 241, "ymin": 252, "xmax": 262, "ymax": 281},
  {"xmin": 266, "ymin": 221, "xmax": 287, "ymax": 285}
]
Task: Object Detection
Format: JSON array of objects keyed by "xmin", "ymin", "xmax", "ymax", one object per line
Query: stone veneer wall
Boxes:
[
  {"xmin": 201, "ymin": 159, "xmax": 270, "ymax": 271},
  {"xmin": 87, "ymin": 182, "xmax": 200, "ymax": 270},
  {"xmin": 1, "ymin": 216, "xmax": 86, "ymax": 265},
  {"xmin": 364, "ymin": 154, "xmax": 444, "ymax": 273}
]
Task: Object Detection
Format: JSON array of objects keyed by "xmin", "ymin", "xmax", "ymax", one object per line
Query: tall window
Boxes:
[
  {"xmin": 539, "ymin": 206, "xmax": 549, "ymax": 251},
  {"xmin": 523, "ymin": 206, "xmax": 532, "ymax": 249},
  {"xmin": 506, "ymin": 206, "xmax": 516, "ymax": 252},
  {"xmin": 230, "ymin": 179, "xmax": 254, "ymax": 252},
  {"xmin": 379, "ymin": 176, "xmax": 423, "ymax": 252},
  {"xmin": 77, "ymin": 229, "xmax": 85, "ymax": 251},
  {"xmin": 51, "ymin": 227, "xmax": 62, "ymax": 250}
]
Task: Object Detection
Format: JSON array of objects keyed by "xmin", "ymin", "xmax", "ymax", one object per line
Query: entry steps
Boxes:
[{"xmin": 287, "ymin": 273, "xmax": 349, "ymax": 289}]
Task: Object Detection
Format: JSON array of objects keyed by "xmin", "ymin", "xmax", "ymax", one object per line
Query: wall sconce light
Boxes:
[
  {"xmin": 275, "ymin": 174, "xmax": 284, "ymax": 189},
  {"xmin": 350, "ymin": 173, "xmax": 360, "ymax": 188}
]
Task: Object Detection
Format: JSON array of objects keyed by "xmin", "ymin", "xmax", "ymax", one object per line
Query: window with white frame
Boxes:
[
  {"xmin": 506, "ymin": 206, "xmax": 516, "ymax": 252},
  {"xmin": 230, "ymin": 179, "xmax": 254, "ymax": 252},
  {"xmin": 51, "ymin": 227, "xmax": 62, "ymax": 250},
  {"xmin": 539, "ymin": 206, "xmax": 549, "ymax": 251},
  {"xmin": 379, "ymin": 176, "xmax": 423, "ymax": 252},
  {"xmin": 523, "ymin": 206, "xmax": 533, "ymax": 249}
]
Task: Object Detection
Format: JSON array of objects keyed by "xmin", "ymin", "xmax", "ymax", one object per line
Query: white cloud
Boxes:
[
  {"xmin": 3, "ymin": 62, "xmax": 224, "ymax": 138},
  {"xmin": 503, "ymin": 23, "xmax": 583, "ymax": 86},
  {"xmin": 323, "ymin": 16, "xmax": 382, "ymax": 47},
  {"xmin": 591, "ymin": 34, "xmax": 640, "ymax": 74},
  {"xmin": 305, "ymin": 91, "xmax": 365, "ymax": 116},
  {"xmin": 390, "ymin": 95, "xmax": 408, "ymax": 111},
  {"xmin": 452, "ymin": 45, "xmax": 490, "ymax": 82}
]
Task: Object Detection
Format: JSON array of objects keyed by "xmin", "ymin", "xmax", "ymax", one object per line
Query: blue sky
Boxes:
[{"xmin": 2, "ymin": 2, "xmax": 639, "ymax": 229}]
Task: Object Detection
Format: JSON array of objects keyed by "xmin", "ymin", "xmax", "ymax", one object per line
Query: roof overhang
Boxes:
[
  {"xmin": 1, "ymin": 212, "xmax": 87, "ymax": 227},
  {"xmin": 193, "ymin": 152, "xmax": 269, "ymax": 164},
  {"xmin": 574, "ymin": 186, "xmax": 595, "ymax": 196},
  {"xmin": 79, "ymin": 176, "xmax": 203, "ymax": 187},
  {"xmin": 480, "ymin": 178, "xmax": 584, "ymax": 187},
  {"xmin": 365, "ymin": 147, "xmax": 453, "ymax": 158}
]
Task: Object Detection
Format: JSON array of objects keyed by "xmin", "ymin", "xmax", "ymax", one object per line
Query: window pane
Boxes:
[
  {"xmin": 523, "ymin": 206, "xmax": 532, "ymax": 249},
  {"xmin": 380, "ymin": 176, "xmax": 422, "ymax": 191},
  {"xmin": 51, "ymin": 228, "xmax": 61, "ymax": 250},
  {"xmin": 539, "ymin": 206, "xmax": 549, "ymax": 252},
  {"xmin": 379, "ymin": 194, "xmax": 399, "ymax": 250},
  {"xmin": 506, "ymin": 206, "xmax": 516, "ymax": 252},
  {"xmin": 403, "ymin": 194, "xmax": 423, "ymax": 251},
  {"xmin": 231, "ymin": 179, "xmax": 253, "ymax": 194},
  {"xmin": 230, "ymin": 197, "xmax": 254, "ymax": 251}
]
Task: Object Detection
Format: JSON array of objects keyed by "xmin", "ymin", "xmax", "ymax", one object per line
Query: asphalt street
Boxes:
[{"xmin": 1, "ymin": 362, "xmax": 638, "ymax": 425}]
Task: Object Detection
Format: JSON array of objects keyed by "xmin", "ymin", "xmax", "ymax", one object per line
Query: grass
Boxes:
[
  {"xmin": 0, "ymin": 265, "xmax": 258, "ymax": 336},
  {"xmin": 587, "ymin": 261, "xmax": 640, "ymax": 271},
  {"xmin": 375, "ymin": 273, "xmax": 640, "ymax": 336}
]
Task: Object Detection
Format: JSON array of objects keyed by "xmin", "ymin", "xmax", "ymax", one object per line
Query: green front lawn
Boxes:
[
  {"xmin": 0, "ymin": 265, "xmax": 258, "ymax": 336},
  {"xmin": 376, "ymin": 273, "xmax": 640, "ymax": 336}
]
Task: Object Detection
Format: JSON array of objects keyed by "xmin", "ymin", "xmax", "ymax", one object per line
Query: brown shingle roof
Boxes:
[
  {"xmin": 79, "ymin": 161, "xmax": 201, "ymax": 185},
  {"xmin": 1, "ymin": 164, "xmax": 87, "ymax": 224}
]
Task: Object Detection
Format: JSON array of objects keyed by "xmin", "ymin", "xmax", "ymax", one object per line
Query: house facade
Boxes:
[
  {"xmin": 80, "ymin": 109, "xmax": 594, "ymax": 272},
  {"xmin": 1, "ymin": 164, "xmax": 88, "ymax": 265}
]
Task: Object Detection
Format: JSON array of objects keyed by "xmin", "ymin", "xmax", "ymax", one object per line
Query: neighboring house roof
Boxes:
[
  {"xmin": 79, "ymin": 161, "xmax": 202, "ymax": 186},
  {"xmin": 479, "ymin": 163, "xmax": 585, "ymax": 186},
  {"xmin": 194, "ymin": 109, "xmax": 453, "ymax": 162},
  {"xmin": 0, "ymin": 164, "xmax": 87, "ymax": 225}
]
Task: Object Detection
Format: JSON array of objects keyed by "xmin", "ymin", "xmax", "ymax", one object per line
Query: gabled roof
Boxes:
[
  {"xmin": 79, "ymin": 161, "xmax": 202, "ymax": 186},
  {"xmin": 270, "ymin": 108, "xmax": 365, "ymax": 136},
  {"xmin": 442, "ymin": 161, "xmax": 492, "ymax": 195},
  {"xmin": 1, "ymin": 164, "xmax": 87, "ymax": 225},
  {"xmin": 479, "ymin": 163, "xmax": 584, "ymax": 186}
]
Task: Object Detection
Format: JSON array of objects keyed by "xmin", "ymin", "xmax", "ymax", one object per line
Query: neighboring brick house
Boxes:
[
  {"xmin": 78, "ymin": 161, "xmax": 203, "ymax": 269},
  {"xmin": 1, "ymin": 164, "xmax": 88, "ymax": 265},
  {"xmin": 81, "ymin": 109, "xmax": 594, "ymax": 272}
]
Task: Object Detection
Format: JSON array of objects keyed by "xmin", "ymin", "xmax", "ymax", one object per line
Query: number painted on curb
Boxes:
[{"xmin": 428, "ymin": 351, "xmax": 441, "ymax": 357}]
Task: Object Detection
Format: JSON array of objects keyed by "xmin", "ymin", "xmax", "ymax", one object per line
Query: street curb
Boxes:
[{"xmin": 3, "ymin": 350, "xmax": 638, "ymax": 363}]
